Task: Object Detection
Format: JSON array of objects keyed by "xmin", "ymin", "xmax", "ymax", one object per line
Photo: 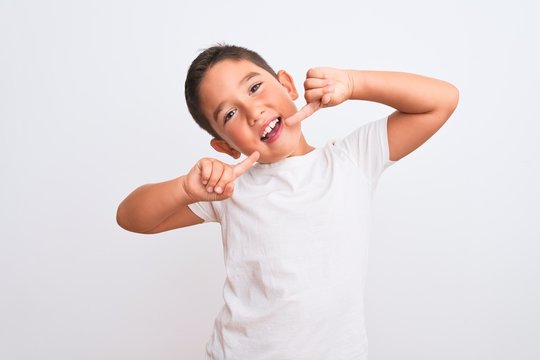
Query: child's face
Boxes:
[{"xmin": 199, "ymin": 59, "xmax": 311, "ymax": 164}]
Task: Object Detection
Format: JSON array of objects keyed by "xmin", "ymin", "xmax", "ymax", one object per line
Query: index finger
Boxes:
[
  {"xmin": 284, "ymin": 102, "xmax": 320, "ymax": 126},
  {"xmin": 232, "ymin": 151, "xmax": 260, "ymax": 177}
]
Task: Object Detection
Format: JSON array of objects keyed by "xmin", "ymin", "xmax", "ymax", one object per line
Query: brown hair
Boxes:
[{"xmin": 184, "ymin": 44, "xmax": 278, "ymax": 139}]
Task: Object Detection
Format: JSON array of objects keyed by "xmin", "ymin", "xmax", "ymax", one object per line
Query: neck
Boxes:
[{"xmin": 288, "ymin": 133, "xmax": 314, "ymax": 158}]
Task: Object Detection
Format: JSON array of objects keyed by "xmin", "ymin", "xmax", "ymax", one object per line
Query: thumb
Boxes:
[{"xmin": 207, "ymin": 182, "xmax": 236, "ymax": 201}]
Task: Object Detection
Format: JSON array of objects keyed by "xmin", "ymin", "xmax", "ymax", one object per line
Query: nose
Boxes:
[{"xmin": 247, "ymin": 108, "xmax": 265, "ymax": 127}]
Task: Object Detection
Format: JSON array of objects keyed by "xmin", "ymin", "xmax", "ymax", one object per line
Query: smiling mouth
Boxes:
[{"xmin": 260, "ymin": 117, "xmax": 281, "ymax": 142}]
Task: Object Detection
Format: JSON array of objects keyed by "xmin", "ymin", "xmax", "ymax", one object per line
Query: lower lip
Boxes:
[{"xmin": 264, "ymin": 120, "xmax": 283, "ymax": 144}]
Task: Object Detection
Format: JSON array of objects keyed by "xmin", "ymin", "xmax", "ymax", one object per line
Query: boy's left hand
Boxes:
[{"xmin": 285, "ymin": 67, "xmax": 353, "ymax": 126}]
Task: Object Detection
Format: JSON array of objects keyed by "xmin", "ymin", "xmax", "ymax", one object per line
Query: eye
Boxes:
[
  {"xmin": 249, "ymin": 82, "xmax": 262, "ymax": 94},
  {"xmin": 224, "ymin": 109, "xmax": 236, "ymax": 124}
]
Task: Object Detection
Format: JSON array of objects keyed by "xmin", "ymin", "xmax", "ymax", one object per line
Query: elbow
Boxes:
[
  {"xmin": 116, "ymin": 204, "xmax": 154, "ymax": 235},
  {"xmin": 434, "ymin": 83, "xmax": 459, "ymax": 123},
  {"xmin": 445, "ymin": 83, "xmax": 460, "ymax": 117},
  {"xmin": 116, "ymin": 203, "xmax": 130, "ymax": 231}
]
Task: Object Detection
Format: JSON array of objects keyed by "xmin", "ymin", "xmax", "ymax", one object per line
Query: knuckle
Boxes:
[
  {"xmin": 304, "ymin": 91, "xmax": 316, "ymax": 102},
  {"xmin": 211, "ymin": 163, "xmax": 222, "ymax": 174},
  {"xmin": 201, "ymin": 159, "xmax": 213, "ymax": 172}
]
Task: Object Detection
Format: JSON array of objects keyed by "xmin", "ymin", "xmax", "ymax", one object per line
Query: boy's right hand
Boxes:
[{"xmin": 181, "ymin": 151, "xmax": 260, "ymax": 203}]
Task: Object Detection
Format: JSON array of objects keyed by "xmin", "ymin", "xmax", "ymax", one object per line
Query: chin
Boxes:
[{"xmin": 257, "ymin": 124, "xmax": 304, "ymax": 163}]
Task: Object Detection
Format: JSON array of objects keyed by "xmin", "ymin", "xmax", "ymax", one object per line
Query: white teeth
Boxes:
[{"xmin": 261, "ymin": 118, "xmax": 280, "ymax": 139}]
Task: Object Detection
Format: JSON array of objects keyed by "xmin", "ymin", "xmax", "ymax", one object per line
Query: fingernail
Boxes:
[
  {"xmin": 206, "ymin": 186, "xmax": 213, "ymax": 193},
  {"xmin": 215, "ymin": 186, "xmax": 222, "ymax": 194}
]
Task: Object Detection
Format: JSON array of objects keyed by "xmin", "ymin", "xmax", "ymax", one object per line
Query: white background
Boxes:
[{"xmin": 1, "ymin": 0, "xmax": 539, "ymax": 359}]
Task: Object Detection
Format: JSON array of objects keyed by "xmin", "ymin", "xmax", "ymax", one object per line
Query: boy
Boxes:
[{"xmin": 116, "ymin": 44, "xmax": 459, "ymax": 359}]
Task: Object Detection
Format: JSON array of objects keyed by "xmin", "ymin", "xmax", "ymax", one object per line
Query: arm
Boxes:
[
  {"xmin": 286, "ymin": 68, "xmax": 459, "ymax": 161},
  {"xmin": 348, "ymin": 70, "xmax": 459, "ymax": 161},
  {"xmin": 116, "ymin": 152, "xmax": 260, "ymax": 234},
  {"xmin": 116, "ymin": 176, "xmax": 204, "ymax": 234}
]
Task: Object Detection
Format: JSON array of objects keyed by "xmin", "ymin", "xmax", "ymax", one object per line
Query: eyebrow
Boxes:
[{"xmin": 212, "ymin": 71, "xmax": 261, "ymax": 123}]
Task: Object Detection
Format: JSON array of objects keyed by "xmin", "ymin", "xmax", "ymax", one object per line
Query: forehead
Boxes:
[{"xmin": 200, "ymin": 59, "xmax": 269, "ymax": 94}]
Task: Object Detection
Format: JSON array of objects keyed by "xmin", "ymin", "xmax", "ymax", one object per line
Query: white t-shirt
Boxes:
[{"xmin": 188, "ymin": 116, "xmax": 396, "ymax": 360}]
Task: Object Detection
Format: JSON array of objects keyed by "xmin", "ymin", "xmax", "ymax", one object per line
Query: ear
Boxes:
[
  {"xmin": 210, "ymin": 138, "xmax": 242, "ymax": 159},
  {"xmin": 277, "ymin": 70, "xmax": 299, "ymax": 101}
]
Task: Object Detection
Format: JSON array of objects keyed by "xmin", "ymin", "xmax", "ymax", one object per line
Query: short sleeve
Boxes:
[
  {"xmin": 187, "ymin": 201, "xmax": 220, "ymax": 223},
  {"xmin": 333, "ymin": 116, "xmax": 396, "ymax": 188}
]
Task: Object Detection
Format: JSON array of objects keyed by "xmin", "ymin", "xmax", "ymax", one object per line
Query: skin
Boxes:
[
  {"xmin": 116, "ymin": 60, "xmax": 459, "ymax": 234},
  {"xmin": 289, "ymin": 67, "xmax": 460, "ymax": 162},
  {"xmin": 199, "ymin": 59, "xmax": 317, "ymax": 164}
]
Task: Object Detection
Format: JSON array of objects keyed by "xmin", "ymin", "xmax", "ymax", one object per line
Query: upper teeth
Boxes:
[{"xmin": 262, "ymin": 118, "xmax": 280, "ymax": 138}]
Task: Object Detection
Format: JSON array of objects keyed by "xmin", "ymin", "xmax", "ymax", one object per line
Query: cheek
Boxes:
[
  {"xmin": 288, "ymin": 123, "xmax": 302, "ymax": 138},
  {"xmin": 281, "ymin": 99, "xmax": 299, "ymax": 117},
  {"xmin": 226, "ymin": 125, "xmax": 253, "ymax": 146}
]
